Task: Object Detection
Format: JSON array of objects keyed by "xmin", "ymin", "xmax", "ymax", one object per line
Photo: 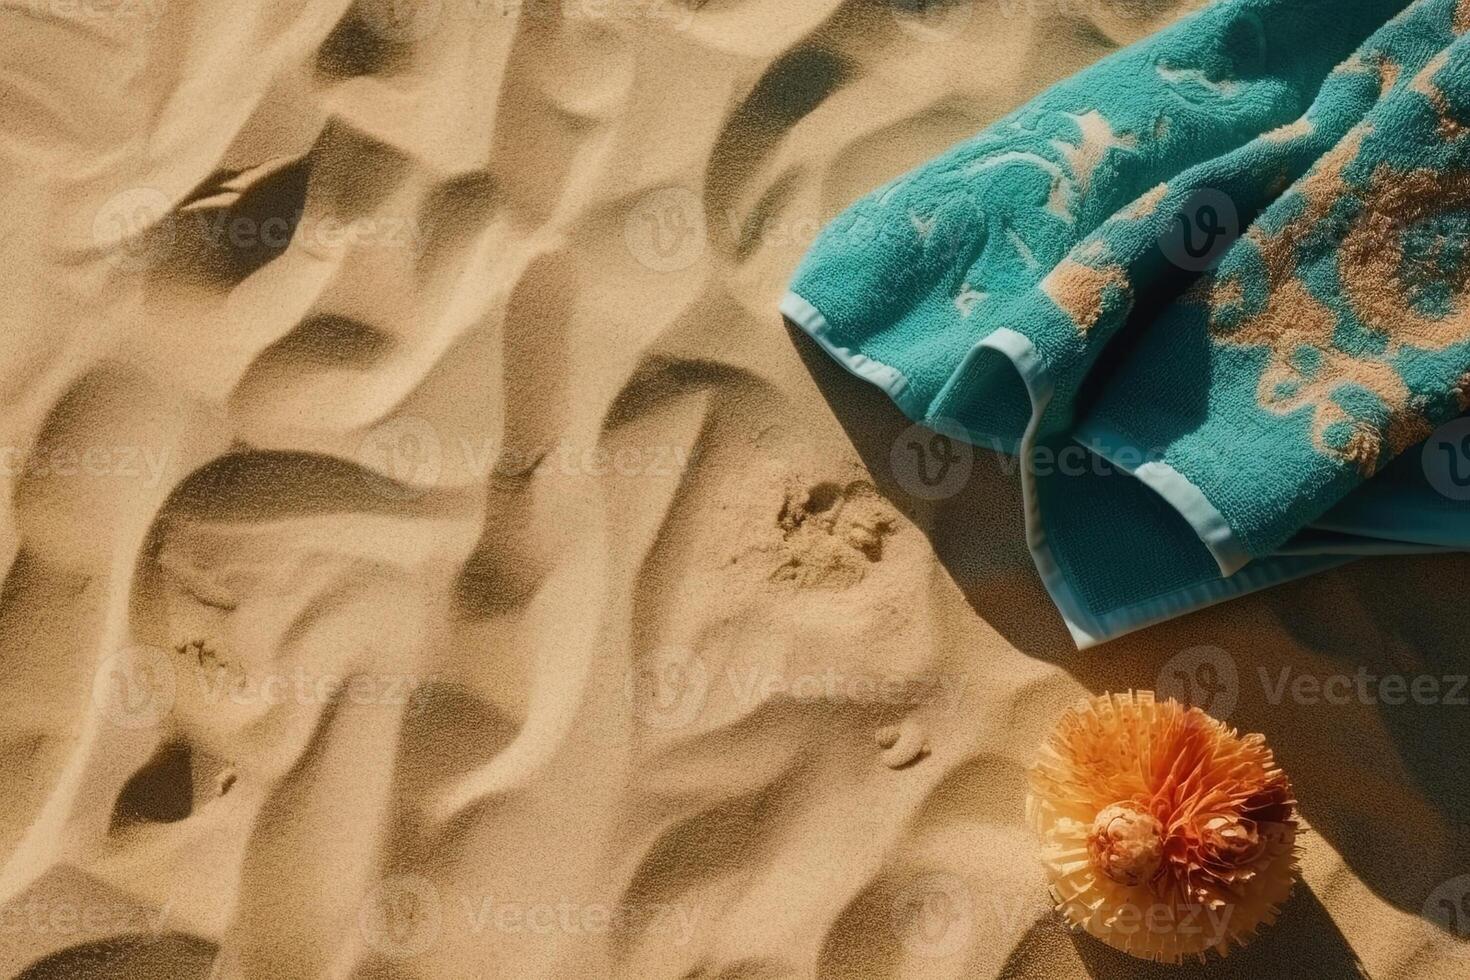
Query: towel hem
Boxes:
[
  {"xmin": 779, "ymin": 290, "xmax": 1349, "ymax": 647},
  {"xmin": 778, "ymin": 293, "xmax": 929, "ymax": 421},
  {"xmin": 1071, "ymin": 424, "xmax": 1253, "ymax": 577},
  {"xmin": 986, "ymin": 327, "xmax": 1351, "ymax": 647}
]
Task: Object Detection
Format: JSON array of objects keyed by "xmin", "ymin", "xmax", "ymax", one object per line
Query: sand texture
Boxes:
[{"xmin": 0, "ymin": 0, "xmax": 1467, "ymax": 977}]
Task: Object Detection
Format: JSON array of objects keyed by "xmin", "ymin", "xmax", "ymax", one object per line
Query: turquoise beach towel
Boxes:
[{"xmin": 783, "ymin": 0, "xmax": 1470, "ymax": 646}]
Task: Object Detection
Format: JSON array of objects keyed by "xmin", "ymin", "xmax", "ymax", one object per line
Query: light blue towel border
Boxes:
[
  {"xmin": 781, "ymin": 289, "xmax": 1354, "ymax": 647},
  {"xmin": 779, "ymin": 293, "xmax": 928, "ymax": 420},
  {"xmin": 1312, "ymin": 502, "xmax": 1470, "ymax": 550},
  {"xmin": 1071, "ymin": 424, "xmax": 1253, "ymax": 577}
]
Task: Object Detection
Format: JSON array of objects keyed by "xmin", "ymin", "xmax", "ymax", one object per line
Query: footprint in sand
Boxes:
[
  {"xmin": 875, "ymin": 722, "xmax": 930, "ymax": 770},
  {"xmin": 767, "ymin": 480, "xmax": 897, "ymax": 589}
]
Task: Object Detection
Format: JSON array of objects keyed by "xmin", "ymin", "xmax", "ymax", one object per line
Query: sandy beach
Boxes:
[{"xmin": 0, "ymin": 0, "xmax": 1467, "ymax": 976}]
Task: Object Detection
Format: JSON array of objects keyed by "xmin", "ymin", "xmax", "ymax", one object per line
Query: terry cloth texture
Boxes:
[{"xmin": 783, "ymin": 0, "xmax": 1470, "ymax": 646}]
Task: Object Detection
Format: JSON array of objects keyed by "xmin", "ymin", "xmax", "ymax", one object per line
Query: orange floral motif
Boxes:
[
  {"xmin": 1210, "ymin": 118, "xmax": 1470, "ymax": 475},
  {"xmin": 1042, "ymin": 256, "xmax": 1132, "ymax": 335}
]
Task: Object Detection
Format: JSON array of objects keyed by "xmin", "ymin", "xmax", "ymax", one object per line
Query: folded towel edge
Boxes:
[
  {"xmin": 1071, "ymin": 425, "xmax": 1253, "ymax": 578},
  {"xmin": 778, "ymin": 292, "xmax": 928, "ymax": 421},
  {"xmin": 779, "ymin": 290, "xmax": 1352, "ymax": 648}
]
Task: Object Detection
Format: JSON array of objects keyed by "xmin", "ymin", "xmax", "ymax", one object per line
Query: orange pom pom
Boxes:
[{"xmin": 1026, "ymin": 691, "xmax": 1298, "ymax": 964}]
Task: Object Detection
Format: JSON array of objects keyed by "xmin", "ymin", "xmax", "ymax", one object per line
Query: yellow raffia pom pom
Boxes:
[{"xmin": 1026, "ymin": 691, "xmax": 1299, "ymax": 964}]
